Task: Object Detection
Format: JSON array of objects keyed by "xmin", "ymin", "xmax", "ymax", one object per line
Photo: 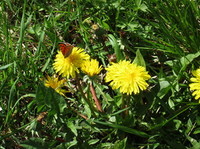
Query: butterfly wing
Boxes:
[{"xmin": 59, "ymin": 42, "xmax": 73, "ymax": 58}]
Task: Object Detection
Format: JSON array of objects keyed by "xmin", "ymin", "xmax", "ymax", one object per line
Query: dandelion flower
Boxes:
[
  {"xmin": 105, "ymin": 60, "xmax": 151, "ymax": 95},
  {"xmin": 81, "ymin": 59, "xmax": 102, "ymax": 77},
  {"xmin": 189, "ymin": 69, "xmax": 200, "ymax": 101},
  {"xmin": 91, "ymin": 24, "xmax": 99, "ymax": 30},
  {"xmin": 44, "ymin": 75, "xmax": 66, "ymax": 96},
  {"xmin": 53, "ymin": 47, "xmax": 90, "ymax": 78}
]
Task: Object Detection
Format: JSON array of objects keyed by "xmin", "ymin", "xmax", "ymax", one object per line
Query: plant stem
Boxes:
[
  {"xmin": 90, "ymin": 82, "xmax": 103, "ymax": 112},
  {"xmin": 122, "ymin": 94, "xmax": 129, "ymax": 117},
  {"xmin": 76, "ymin": 77, "xmax": 97, "ymax": 117}
]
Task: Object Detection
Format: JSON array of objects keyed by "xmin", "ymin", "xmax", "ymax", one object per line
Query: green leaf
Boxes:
[
  {"xmin": 94, "ymin": 120, "xmax": 149, "ymax": 138},
  {"xmin": 88, "ymin": 139, "xmax": 99, "ymax": 145},
  {"xmin": 193, "ymin": 128, "xmax": 200, "ymax": 135},
  {"xmin": 133, "ymin": 49, "xmax": 146, "ymax": 67},
  {"xmin": 36, "ymin": 83, "xmax": 67, "ymax": 114},
  {"xmin": 157, "ymin": 79, "xmax": 171, "ymax": 99},
  {"xmin": 112, "ymin": 138, "xmax": 127, "ymax": 149},
  {"xmin": 56, "ymin": 137, "xmax": 77, "ymax": 149},
  {"xmin": 139, "ymin": 3, "xmax": 148, "ymax": 12},
  {"xmin": 168, "ymin": 98, "xmax": 175, "ymax": 109},
  {"xmin": 5, "ymin": 78, "xmax": 19, "ymax": 125},
  {"xmin": 196, "ymin": 116, "xmax": 200, "ymax": 125},
  {"xmin": 180, "ymin": 52, "xmax": 200, "ymax": 71},
  {"xmin": 108, "ymin": 34, "xmax": 124, "ymax": 61},
  {"xmin": 149, "ymin": 105, "xmax": 190, "ymax": 130},
  {"xmin": 190, "ymin": 142, "xmax": 200, "ymax": 149},
  {"xmin": 111, "ymin": 106, "xmax": 130, "ymax": 116},
  {"xmin": 20, "ymin": 138, "xmax": 47, "ymax": 149},
  {"xmin": 84, "ymin": 103, "xmax": 92, "ymax": 119},
  {"xmin": 165, "ymin": 51, "xmax": 200, "ymax": 75},
  {"xmin": 0, "ymin": 63, "xmax": 13, "ymax": 70},
  {"xmin": 67, "ymin": 120, "xmax": 78, "ymax": 136},
  {"xmin": 173, "ymin": 119, "xmax": 182, "ymax": 130}
]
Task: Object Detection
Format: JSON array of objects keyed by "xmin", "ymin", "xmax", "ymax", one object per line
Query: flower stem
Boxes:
[
  {"xmin": 122, "ymin": 94, "xmax": 129, "ymax": 117},
  {"xmin": 76, "ymin": 77, "xmax": 97, "ymax": 117},
  {"xmin": 90, "ymin": 82, "xmax": 103, "ymax": 112}
]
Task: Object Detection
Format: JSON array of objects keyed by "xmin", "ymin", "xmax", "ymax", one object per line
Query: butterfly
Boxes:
[{"xmin": 58, "ymin": 42, "xmax": 74, "ymax": 58}]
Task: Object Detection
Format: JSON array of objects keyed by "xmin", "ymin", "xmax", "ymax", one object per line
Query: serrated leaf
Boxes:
[{"xmin": 36, "ymin": 83, "xmax": 67, "ymax": 114}]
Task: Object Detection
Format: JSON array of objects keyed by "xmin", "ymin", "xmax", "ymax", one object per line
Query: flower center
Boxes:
[{"xmin": 130, "ymin": 72, "xmax": 137, "ymax": 79}]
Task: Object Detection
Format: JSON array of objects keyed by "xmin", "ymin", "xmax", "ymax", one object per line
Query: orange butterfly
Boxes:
[{"xmin": 59, "ymin": 42, "xmax": 74, "ymax": 58}]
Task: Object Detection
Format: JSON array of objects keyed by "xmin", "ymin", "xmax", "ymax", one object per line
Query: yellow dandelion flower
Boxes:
[
  {"xmin": 189, "ymin": 69, "xmax": 200, "ymax": 101},
  {"xmin": 81, "ymin": 59, "xmax": 102, "ymax": 77},
  {"xmin": 105, "ymin": 60, "xmax": 151, "ymax": 95},
  {"xmin": 44, "ymin": 75, "xmax": 66, "ymax": 96},
  {"xmin": 53, "ymin": 47, "xmax": 90, "ymax": 78}
]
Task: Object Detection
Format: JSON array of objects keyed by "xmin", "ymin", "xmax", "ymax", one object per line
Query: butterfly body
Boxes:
[{"xmin": 59, "ymin": 42, "xmax": 74, "ymax": 58}]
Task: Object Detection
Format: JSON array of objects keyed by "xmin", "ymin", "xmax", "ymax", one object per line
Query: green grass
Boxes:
[{"xmin": 1, "ymin": 0, "xmax": 200, "ymax": 148}]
